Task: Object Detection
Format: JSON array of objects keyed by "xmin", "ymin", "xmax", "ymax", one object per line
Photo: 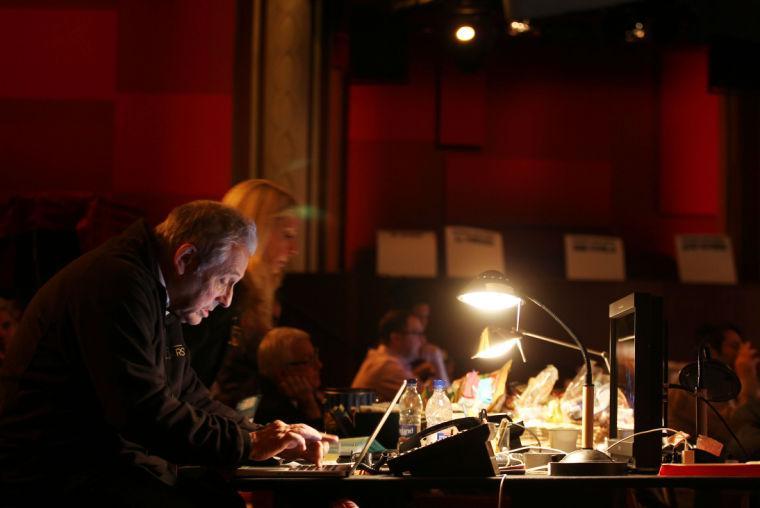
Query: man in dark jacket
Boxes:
[{"xmin": 0, "ymin": 201, "xmax": 334, "ymax": 507}]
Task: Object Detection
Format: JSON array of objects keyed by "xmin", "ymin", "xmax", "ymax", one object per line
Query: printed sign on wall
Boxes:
[
  {"xmin": 564, "ymin": 234, "xmax": 625, "ymax": 281},
  {"xmin": 445, "ymin": 226, "xmax": 506, "ymax": 278},
  {"xmin": 675, "ymin": 235, "xmax": 737, "ymax": 284},
  {"xmin": 376, "ymin": 230, "xmax": 437, "ymax": 277}
]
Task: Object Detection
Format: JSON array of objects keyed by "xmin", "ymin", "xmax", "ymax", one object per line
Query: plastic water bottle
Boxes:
[
  {"xmin": 425, "ymin": 379, "xmax": 453, "ymax": 443},
  {"xmin": 397, "ymin": 379, "xmax": 423, "ymax": 448}
]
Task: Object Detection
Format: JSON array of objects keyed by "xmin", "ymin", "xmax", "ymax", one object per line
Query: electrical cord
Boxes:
[
  {"xmin": 701, "ymin": 396, "xmax": 749, "ymax": 460},
  {"xmin": 668, "ymin": 383, "xmax": 749, "ymax": 460},
  {"xmin": 503, "ymin": 421, "xmax": 542, "ymax": 448},
  {"xmin": 498, "ymin": 473, "xmax": 507, "ymax": 508},
  {"xmin": 506, "ymin": 445, "xmax": 568, "ymax": 455},
  {"xmin": 605, "ymin": 427, "xmax": 691, "ymax": 453}
]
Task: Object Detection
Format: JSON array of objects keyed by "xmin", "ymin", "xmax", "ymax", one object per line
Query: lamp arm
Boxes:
[
  {"xmin": 524, "ymin": 295, "xmax": 592, "ymax": 386},
  {"xmin": 518, "ymin": 330, "xmax": 610, "ymax": 372}
]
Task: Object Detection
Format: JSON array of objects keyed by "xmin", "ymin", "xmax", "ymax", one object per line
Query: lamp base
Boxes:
[{"xmin": 548, "ymin": 449, "xmax": 628, "ymax": 476}]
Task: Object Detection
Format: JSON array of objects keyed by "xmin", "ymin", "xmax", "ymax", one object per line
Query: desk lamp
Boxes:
[
  {"xmin": 458, "ymin": 270, "xmax": 625, "ymax": 475},
  {"xmin": 676, "ymin": 345, "xmax": 740, "ymax": 444},
  {"xmin": 472, "ymin": 326, "xmax": 610, "ymax": 372}
]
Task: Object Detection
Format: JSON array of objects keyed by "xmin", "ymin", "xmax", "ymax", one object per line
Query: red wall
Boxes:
[
  {"xmin": 345, "ymin": 41, "xmax": 721, "ymax": 269},
  {"xmin": 0, "ymin": 4, "xmax": 722, "ymax": 269},
  {"xmin": 0, "ymin": 1, "xmax": 236, "ymax": 224}
]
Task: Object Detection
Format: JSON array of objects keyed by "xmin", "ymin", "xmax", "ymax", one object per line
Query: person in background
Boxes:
[
  {"xmin": 668, "ymin": 323, "xmax": 759, "ymax": 452},
  {"xmin": 255, "ymin": 327, "xmax": 324, "ymax": 429},
  {"xmin": 184, "ymin": 179, "xmax": 300, "ymax": 408},
  {"xmin": 410, "ymin": 301, "xmax": 450, "ymax": 386},
  {"xmin": 0, "ymin": 298, "xmax": 21, "ymax": 366},
  {"xmin": 0, "ymin": 201, "xmax": 334, "ymax": 507},
  {"xmin": 352, "ymin": 309, "xmax": 424, "ymax": 401}
]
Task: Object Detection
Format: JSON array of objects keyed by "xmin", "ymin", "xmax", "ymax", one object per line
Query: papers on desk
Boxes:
[{"xmin": 327, "ymin": 436, "xmax": 386, "ymax": 460}]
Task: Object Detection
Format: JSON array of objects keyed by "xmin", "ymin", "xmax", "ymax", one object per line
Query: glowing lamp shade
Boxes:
[
  {"xmin": 455, "ymin": 25, "xmax": 476, "ymax": 42},
  {"xmin": 457, "ymin": 270, "xmax": 522, "ymax": 311},
  {"xmin": 472, "ymin": 327, "xmax": 522, "ymax": 359}
]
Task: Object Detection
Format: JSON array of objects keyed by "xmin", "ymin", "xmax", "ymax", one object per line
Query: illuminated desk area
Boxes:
[{"xmin": 233, "ymin": 473, "xmax": 759, "ymax": 508}]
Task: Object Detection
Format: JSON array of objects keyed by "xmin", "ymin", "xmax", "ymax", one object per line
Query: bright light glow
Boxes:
[
  {"xmin": 472, "ymin": 338, "xmax": 521, "ymax": 359},
  {"xmin": 509, "ymin": 20, "xmax": 531, "ymax": 34},
  {"xmin": 632, "ymin": 22, "xmax": 646, "ymax": 39},
  {"xmin": 458, "ymin": 291, "xmax": 522, "ymax": 311},
  {"xmin": 455, "ymin": 25, "xmax": 476, "ymax": 42},
  {"xmin": 626, "ymin": 21, "xmax": 646, "ymax": 42}
]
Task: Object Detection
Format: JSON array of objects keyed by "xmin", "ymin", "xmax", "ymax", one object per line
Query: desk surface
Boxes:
[
  {"xmin": 234, "ymin": 473, "xmax": 760, "ymax": 508},
  {"xmin": 234, "ymin": 473, "xmax": 760, "ymax": 490}
]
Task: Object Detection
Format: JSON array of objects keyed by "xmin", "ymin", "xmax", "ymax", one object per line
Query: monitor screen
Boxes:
[{"xmin": 613, "ymin": 312, "xmax": 636, "ymax": 435}]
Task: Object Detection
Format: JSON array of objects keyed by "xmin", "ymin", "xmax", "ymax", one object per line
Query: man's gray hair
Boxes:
[{"xmin": 155, "ymin": 200, "xmax": 257, "ymax": 272}]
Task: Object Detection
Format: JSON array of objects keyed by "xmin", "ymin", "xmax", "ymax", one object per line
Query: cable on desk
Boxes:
[
  {"xmin": 702, "ymin": 396, "xmax": 749, "ymax": 460},
  {"xmin": 497, "ymin": 473, "xmax": 507, "ymax": 508},
  {"xmin": 505, "ymin": 445, "xmax": 567, "ymax": 455},
  {"xmin": 668, "ymin": 383, "xmax": 749, "ymax": 460},
  {"xmin": 504, "ymin": 421, "xmax": 542, "ymax": 448},
  {"xmin": 605, "ymin": 427, "xmax": 691, "ymax": 453}
]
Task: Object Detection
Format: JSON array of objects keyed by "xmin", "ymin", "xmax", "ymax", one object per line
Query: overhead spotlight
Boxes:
[
  {"xmin": 625, "ymin": 21, "xmax": 647, "ymax": 42},
  {"xmin": 507, "ymin": 19, "xmax": 531, "ymax": 36},
  {"xmin": 455, "ymin": 24, "xmax": 476, "ymax": 43}
]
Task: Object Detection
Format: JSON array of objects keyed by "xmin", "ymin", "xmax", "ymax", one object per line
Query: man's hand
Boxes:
[
  {"xmin": 278, "ymin": 372, "xmax": 322, "ymax": 420},
  {"xmin": 278, "ymin": 423, "xmax": 338, "ymax": 467},
  {"xmin": 249, "ymin": 421, "xmax": 338, "ymax": 466},
  {"xmin": 412, "ymin": 361, "xmax": 436, "ymax": 382},
  {"xmin": 735, "ymin": 342, "xmax": 760, "ymax": 403}
]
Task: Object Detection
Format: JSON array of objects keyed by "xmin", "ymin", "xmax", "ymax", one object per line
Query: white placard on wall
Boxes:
[
  {"xmin": 445, "ymin": 226, "xmax": 506, "ymax": 278},
  {"xmin": 675, "ymin": 234, "xmax": 737, "ymax": 284},
  {"xmin": 564, "ymin": 234, "xmax": 625, "ymax": 281},
  {"xmin": 376, "ymin": 230, "xmax": 437, "ymax": 277}
]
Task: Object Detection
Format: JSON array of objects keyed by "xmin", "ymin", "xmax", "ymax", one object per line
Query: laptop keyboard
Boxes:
[{"xmin": 294, "ymin": 464, "xmax": 346, "ymax": 471}]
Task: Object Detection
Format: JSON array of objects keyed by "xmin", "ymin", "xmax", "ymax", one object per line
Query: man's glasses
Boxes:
[{"xmin": 402, "ymin": 330, "xmax": 425, "ymax": 338}]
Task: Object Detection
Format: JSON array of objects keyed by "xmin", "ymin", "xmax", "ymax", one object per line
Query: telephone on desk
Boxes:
[{"xmin": 387, "ymin": 413, "xmax": 524, "ymax": 477}]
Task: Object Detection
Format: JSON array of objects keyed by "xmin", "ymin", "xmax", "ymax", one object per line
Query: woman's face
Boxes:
[{"xmin": 264, "ymin": 215, "xmax": 300, "ymax": 275}]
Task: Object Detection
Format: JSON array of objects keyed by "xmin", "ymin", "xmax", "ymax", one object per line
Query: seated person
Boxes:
[
  {"xmin": 668, "ymin": 323, "xmax": 759, "ymax": 451},
  {"xmin": 0, "ymin": 201, "xmax": 335, "ymax": 507},
  {"xmin": 352, "ymin": 309, "xmax": 424, "ymax": 401},
  {"xmin": 0, "ymin": 297, "xmax": 21, "ymax": 367},
  {"xmin": 255, "ymin": 327, "xmax": 324, "ymax": 429},
  {"xmin": 410, "ymin": 301, "xmax": 450, "ymax": 386},
  {"xmin": 729, "ymin": 399, "xmax": 760, "ymax": 459}
]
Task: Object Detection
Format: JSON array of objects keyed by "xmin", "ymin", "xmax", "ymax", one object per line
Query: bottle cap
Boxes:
[
  {"xmin": 406, "ymin": 378, "xmax": 417, "ymax": 385},
  {"xmin": 433, "ymin": 379, "xmax": 445, "ymax": 390}
]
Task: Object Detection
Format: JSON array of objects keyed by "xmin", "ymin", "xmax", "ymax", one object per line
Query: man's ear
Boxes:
[{"xmin": 173, "ymin": 243, "xmax": 197, "ymax": 276}]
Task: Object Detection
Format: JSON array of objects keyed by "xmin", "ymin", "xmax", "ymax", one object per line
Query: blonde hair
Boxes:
[
  {"xmin": 257, "ymin": 327, "xmax": 311, "ymax": 379},
  {"xmin": 222, "ymin": 180, "xmax": 298, "ymax": 343}
]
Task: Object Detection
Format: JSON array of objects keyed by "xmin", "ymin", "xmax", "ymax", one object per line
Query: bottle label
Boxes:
[{"xmin": 399, "ymin": 423, "xmax": 419, "ymax": 439}]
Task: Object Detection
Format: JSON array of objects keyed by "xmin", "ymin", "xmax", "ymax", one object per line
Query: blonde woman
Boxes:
[{"xmin": 184, "ymin": 180, "xmax": 300, "ymax": 407}]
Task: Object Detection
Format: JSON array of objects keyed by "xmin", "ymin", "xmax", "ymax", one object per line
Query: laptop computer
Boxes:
[{"xmin": 236, "ymin": 380, "xmax": 407, "ymax": 478}]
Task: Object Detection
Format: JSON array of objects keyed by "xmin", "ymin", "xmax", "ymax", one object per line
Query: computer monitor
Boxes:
[{"xmin": 608, "ymin": 292, "xmax": 666, "ymax": 472}]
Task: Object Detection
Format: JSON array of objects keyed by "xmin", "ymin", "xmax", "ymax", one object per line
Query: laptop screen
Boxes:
[{"xmin": 347, "ymin": 379, "xmax": 407, "ymax": 474}]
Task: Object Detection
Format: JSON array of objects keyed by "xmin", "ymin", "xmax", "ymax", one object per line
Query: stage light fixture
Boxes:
[
  {"xmin": 455, "ymin": 24, "xmax": 477, "ymax": 43},
  {"xmin": 508, "ymin": 19, "xmax": 531, "ymax": 36},
  {"xmin": 625, "ymin": 21, "xmax": 647, "ymax": 42}
]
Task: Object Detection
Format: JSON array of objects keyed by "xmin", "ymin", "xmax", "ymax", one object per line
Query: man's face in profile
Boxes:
[{"xmin": 170, "ymin": 244, "xmax": 249, "ymax": 325}]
